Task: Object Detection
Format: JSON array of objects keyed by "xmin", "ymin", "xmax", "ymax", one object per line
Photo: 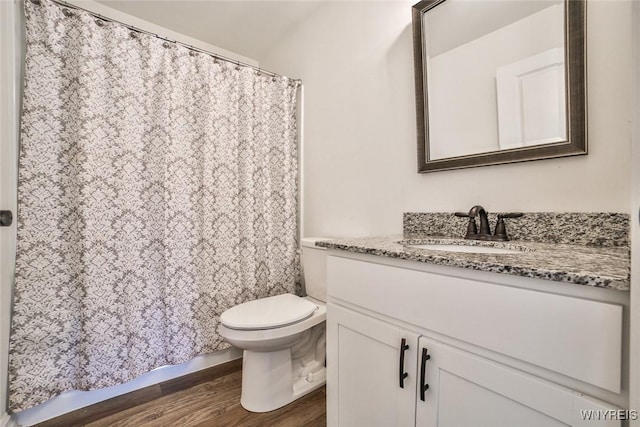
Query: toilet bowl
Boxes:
[{"xmin": 218, "ymin": 238, "xmax": 329, "ymax": 413}]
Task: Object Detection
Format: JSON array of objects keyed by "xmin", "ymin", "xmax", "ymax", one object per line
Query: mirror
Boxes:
[{"xmin": 412, "ymin": 0, "xmax": 586, "ymax": 172}]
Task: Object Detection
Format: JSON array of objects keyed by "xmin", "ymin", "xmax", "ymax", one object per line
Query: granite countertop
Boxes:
[{"xmin": 316, "ymin": 235, "xmax": 631, "ymax": 291}]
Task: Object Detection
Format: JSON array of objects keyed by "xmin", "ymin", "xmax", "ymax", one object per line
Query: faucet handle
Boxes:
[
  {"xmin": 454, "ymin": 212, "xmax": 477, "ymax": 238},
  {"xmin": 493, "ymin": 213, "xmax": 523, "ymax": 241},
  {"xmin": 497, "ymin": 212, "xmax": 524, "ymax": 219}
]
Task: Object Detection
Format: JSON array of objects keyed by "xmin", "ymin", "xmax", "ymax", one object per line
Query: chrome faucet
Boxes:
[{"xmin": 454, "ymin": 206, "xmax": 523, "ymax": 241}]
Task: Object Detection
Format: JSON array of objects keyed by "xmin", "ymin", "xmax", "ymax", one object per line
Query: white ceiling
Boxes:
[{"xmin": 95, "ymin": 1, "xmax": 326, "ymax": 61}]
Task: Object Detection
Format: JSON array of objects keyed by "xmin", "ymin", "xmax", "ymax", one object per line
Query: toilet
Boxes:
[{"xmin": 218, "ymin": 237, "xmax": 328, "ymax": 413}]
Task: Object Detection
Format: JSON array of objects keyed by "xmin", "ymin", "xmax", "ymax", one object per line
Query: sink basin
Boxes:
[{"xmin": 405, "ymin": 244, "xmax": 521, "ymax": 254}]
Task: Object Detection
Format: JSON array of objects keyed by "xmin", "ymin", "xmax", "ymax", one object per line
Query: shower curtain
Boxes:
[{"xmin": 9, "ymin": 0, "xmax": 300, "ymax": 412}]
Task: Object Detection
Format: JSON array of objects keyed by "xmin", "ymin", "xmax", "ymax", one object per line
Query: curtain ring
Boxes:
[
  {"xmin": 235, "ymin": 60, "xmax": 241, "ymax": 71},
  {"xmin": 62, "ymin": 8, "xmax": 74, "ymax": 17},
  {"xmin": 94, "ymin": 14, "xmax": 108, "ymax": 26}
]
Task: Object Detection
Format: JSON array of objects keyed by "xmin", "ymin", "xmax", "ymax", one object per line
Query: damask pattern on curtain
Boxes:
[{"xmin": 9, "ymin": 0, "xmax": 300, "ymax": 412}]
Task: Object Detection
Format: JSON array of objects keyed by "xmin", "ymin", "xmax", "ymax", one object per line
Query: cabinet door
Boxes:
[
  {"xmin": 416, "ymin": 337, "xmax": 620, "ymax": 427},
  {"xmin": 327, "ymin": 303, "xmax": 419, "ymax": 427}
]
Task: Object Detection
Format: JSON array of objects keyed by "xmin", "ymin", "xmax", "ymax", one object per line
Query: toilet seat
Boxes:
[
  {"xmin": 220, "ymin": 293, "xmax": 318, "ymax": 330},
  {"xmin": 219, "ymin": 298, "xmax": 326, "ymax": 350}
]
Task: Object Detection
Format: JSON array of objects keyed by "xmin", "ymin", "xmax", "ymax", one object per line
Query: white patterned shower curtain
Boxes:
[{"xmin": 9, "ymin": 0, "xmax": 300, "ymax": 412}]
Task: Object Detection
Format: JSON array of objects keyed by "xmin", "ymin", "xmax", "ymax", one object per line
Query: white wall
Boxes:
[
  {"xmin": 67, "ymin": 0, "xmax": 258, "ymax": 66},
  {"xmin": 261, "ymin": 0, "xmax": 633, "ymax": 238}
]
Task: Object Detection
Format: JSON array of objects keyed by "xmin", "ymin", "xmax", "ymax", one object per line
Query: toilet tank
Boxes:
[{"xmin": 300, "ymin": 237, "xmax": 328, "ymax": 302}]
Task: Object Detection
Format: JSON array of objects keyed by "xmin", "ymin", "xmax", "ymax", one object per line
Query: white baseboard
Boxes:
[
  {"xmin": 12, "ymin": 347, "xmax": 242, "ymax": 427},
  {"xmin": 1, "ymin": 413, "xmax": 17, "ymax": 427}
]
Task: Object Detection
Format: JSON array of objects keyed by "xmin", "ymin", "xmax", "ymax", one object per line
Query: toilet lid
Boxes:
[{"xmin": 220, "ymin": 294, "xmax": 318, "ymax": 330}]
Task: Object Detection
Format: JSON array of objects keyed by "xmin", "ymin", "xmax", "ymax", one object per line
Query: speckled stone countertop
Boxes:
[
  {"xmin": 316, "ymin": 236, "xmax": 630, "ymax": 290},
  {"xmin": 316, "ymin": 212, "xmax": 631, "ymax": 291}
]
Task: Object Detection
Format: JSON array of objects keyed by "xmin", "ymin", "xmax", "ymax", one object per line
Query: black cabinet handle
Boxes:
[
  {"xmin": 420, "ymin": 347, "xmax": 431, "ymax": 401},
  {"xmin": 399, "ymin": 338, "xmax": 409, "ymax": 388}
]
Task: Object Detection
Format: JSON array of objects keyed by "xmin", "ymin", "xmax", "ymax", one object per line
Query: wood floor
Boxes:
[{"xmin": 35, "ymin": 360, "xmax": 326, "ymax": 427}]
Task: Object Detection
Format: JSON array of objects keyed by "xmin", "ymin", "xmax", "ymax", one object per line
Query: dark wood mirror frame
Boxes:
[{"xmin": 412, "ymin": 0, "xmax": 586, "ymax": 173}]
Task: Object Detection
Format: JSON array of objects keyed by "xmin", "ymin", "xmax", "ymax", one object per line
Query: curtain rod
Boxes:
[{"xmin": 28, "ymin": 0, "xmax": 302, "ymax": 84}]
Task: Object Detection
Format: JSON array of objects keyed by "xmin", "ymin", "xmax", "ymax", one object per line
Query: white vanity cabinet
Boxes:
[
  {"xmin": 326, "ymin": 253, "xmax": 626, "ymax": 427},
  {"xmin": 328, "ymin": 304, "xmax": 419, "ymax": 425},
  {"xmin": 416, "ymin": 338, "xmax": 620, "ymax": 427}
]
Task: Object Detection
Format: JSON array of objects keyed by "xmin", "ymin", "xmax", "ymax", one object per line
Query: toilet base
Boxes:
[{"xmin": 240, "ymin": 348, "xmax": 326, "ymax": 413}]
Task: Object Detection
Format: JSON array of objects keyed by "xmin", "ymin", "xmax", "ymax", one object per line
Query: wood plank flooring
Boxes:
[{"xmin": 35, "ymin": 359, "xmax": 326, "ymax": 427}]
